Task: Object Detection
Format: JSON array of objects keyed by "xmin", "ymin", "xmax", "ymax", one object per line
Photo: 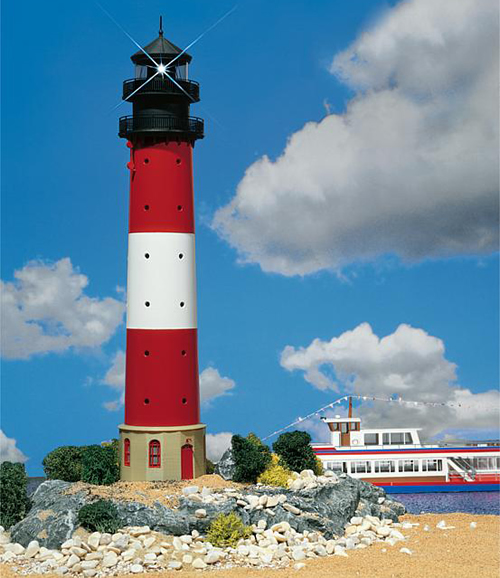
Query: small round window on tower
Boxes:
[
  {"xmin": 181, "ymin": 350, "xmax": 187, "ymax": 356},
  {"xmin": 144, "ymin": 350, "xmax": 150, "ymax": 357},
  {"xmin": 180, "ymin": 301, "xmax": 185, "ymax": 308},
  {"xmin": 144, "ymin": 158, "xmax": 150, "ymax": 164},
  {"xmin": 145, "ymin": 253, "xmax": 150, "ymax": 259},
  {"xmin": 177, "ymin": 205, "xmax": 183, "ymax": 212},
  {"xmin": 182, "ymin": 397, "xmax": 187, "ymax": 404},
  {"xmin": 176, "ymin": 158, "xmax": 182, "ymax": 165},
  {"xmin": 178, "ymin": 253, "xmax": 184, "ymax": 260},
  {"xmin": 144, "ymin": 205, "xmax": 150, "ymax": 211},
  {"xmin": 144, "ymin": 398, "xmax": 150, "ymax": 405},
  {"xmin": 145, "ymin": 301, "xmax": 151, "ymax": 307}
]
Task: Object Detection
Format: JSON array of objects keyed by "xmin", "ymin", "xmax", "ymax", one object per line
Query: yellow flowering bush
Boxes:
[{"xmin": 257, "ymin": 453, "xmax": 293, "ymax": 487}]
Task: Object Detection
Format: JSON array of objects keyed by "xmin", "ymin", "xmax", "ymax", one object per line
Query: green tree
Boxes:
[
  {"xmin": 0, "ymin": 462, "xmax": 31, "ymax": 529},
  {"xmin": 273, "ymin": 431, "xmax": 321, "ymax": 474},
  {"xmin": 231, "ymin": 434, "xmax": 271, "ymax": 483},
  {"xmin": 42, "ymin": 446, "xmax": 84, "ymax": 482},
  {"xmin": 81, "ymin": 445, "xmax": 119, "ymax": 486}
]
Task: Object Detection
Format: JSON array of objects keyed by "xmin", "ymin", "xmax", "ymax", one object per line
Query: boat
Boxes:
[{"xmin": 311, "ymin": 399, "xmax": 500, "ymax": 493}]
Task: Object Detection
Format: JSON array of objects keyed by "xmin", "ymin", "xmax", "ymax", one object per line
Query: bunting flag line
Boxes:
[{"xmin": 262, "ymin": 394, "xmax": 495, "ymax": 441}]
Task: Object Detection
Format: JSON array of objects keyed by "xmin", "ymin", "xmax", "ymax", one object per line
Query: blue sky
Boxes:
[{"xmin": 1, "ymin": 0, "xmax": 498, "ymax": 475}]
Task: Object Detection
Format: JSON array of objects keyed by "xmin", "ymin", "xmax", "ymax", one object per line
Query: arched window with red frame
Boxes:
[
  {"xmin": 124, "ymin": 438, "xmax": 131, "ymax": 466},
  {"xmin": 149, "ymin": 440, "xmax": 161, "ymax": 468}
]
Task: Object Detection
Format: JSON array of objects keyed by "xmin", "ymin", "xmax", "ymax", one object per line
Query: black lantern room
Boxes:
[{"xmin": 118, "ymin": 19, "xmax": 204, "ymax": 142}]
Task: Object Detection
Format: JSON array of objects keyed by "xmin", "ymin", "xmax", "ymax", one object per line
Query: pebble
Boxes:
[
  {"xmin": 192, "ymin": 557, "xmax": 207, "ymax": 569},
  {"xmin": 182, "ymin": 486, "xmax": 199, "ymax": 496},
  {"xmin": 470, "ymin": 522, "xmax": 477, "ymax": 529},
  {"xmin": 400, "ymin": 547, "xmax": 412, "ymax": 555},
  {"xmin": 130, "ymin": 564, "xmax": 143, "ymax": 573},
  {"xmin": 168, "ymin": 560, "xmax": 183, "ymax": 570},
  {"xmin": 195, "ymin": 509, "xmax": 207, "ymax": 519},
  {"xmin": 205, "ymin": 550, "xmax": 222, "ymax": 564},
  {"xmin": 294, "ymin": 562, "xmax": 306, "ymax": 570}
]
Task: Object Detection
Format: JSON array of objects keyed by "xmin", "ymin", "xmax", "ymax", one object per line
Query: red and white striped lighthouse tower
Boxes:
[{"xmin": 118, "ymin": 21, "xmax": 206, "ymax": 481}]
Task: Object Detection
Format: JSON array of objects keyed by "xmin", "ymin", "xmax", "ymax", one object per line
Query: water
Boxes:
[{"xmin": 392, "ymin": 491, "xmax": 500, "ymax": 515}]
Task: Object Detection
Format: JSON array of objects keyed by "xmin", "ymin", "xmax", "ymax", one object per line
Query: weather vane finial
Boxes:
[{"xmin": 159, "ymin": 15, "xmax": 163, "ymax": 36}]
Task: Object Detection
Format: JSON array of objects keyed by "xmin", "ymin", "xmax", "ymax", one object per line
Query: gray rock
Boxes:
[
  {"xmin": 214, "ymin": 448, "xmax": 236, "ymax": 480},
  {"xmin": 10, "ymin": 475, "xmax": 405, "ymax": 549}
]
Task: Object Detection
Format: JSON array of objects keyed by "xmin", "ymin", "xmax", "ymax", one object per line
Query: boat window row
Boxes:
[
  {"xmin": 462, "ymin": 457, "xmax": 500, "ymax": 470},
  {"xmin": 330, "ymin": 422, "xmax": 361, "ymax": 433},
  {"xmin": 323, "ymin": 458, "xmax": 444, "ymax": 474},
  {"xmin": 364, "ymin": 432, "xmax": 414, "ymax": 446}
]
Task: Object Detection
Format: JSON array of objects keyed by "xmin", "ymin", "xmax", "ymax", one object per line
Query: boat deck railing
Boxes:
[{"xmin": 312, "ymin": 440, "xmax": 500, "ymax": 451}]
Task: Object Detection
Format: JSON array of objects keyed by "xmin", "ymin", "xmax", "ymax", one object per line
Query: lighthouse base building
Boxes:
[
  {"xmin": 117, "ymin": 25, "xmax": 206, "ymax": 481},
  {"xmin": 119, "ymin": 424, "xmax": 206, "ymax": 481}
]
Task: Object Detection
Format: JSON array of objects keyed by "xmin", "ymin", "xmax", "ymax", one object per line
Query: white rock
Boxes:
[
  {"xmin": 201, "ymin": 486, "xmax": 212, "ymax": 497},
  {"xmin": 192, "ymin": 557, "xmax": 207, "ymax": 569},
  {"xmin": 258, "ymin": 495, "xmax": 268, "ymax": 506},
  {"xmin": 66, "ymin": 554, "xmax": 80, "ymax": 568},
  {"xmin": 181, "ymin": 535, "xmax": 193, "ymax": 544},
  {"xmin": 237, "ymin": 545, "xmax": 250, "ymax": 556},
  {"xmin": 257, "ymin": 519, "xmax": 267, "ymax": 530},
  {"xmin": 100, "ymin": 533, "xmax": 112, "ymax": 545},
  {"xmin": 172, "ymin": 537, "xmax": 183, "ymax": 550},
  {"xmin": 182, "ymin": 485, "xmax": 199, "ymax": 496},
  {"xmin": 56, "ymin": 567, "xmax": 68, "ymax": 575},
  {"xmin": 70, "ymin": 546, "xmax": 87, "ymax": 557},
  {"xmin": 87, "ymin": 533, "xmax": 100, "ymax": 551},
  {"xmin": 283, "ymin": 503, "xmax": 301, "ymax": 515},
  {"xmin": 25, "ymin": 540, "xmax": 40, "ymax": 558},
  {"xmin": 470, "ymin": 522, "xmax": 477, "ymax": 529},
  {"xmin": 195, "ymin": 508, "xmax": 207, "ymax": 519},
  {"xmin": 350, "ymin": 516, "xmax": 363, "ymax": 525},
  {"xmin": 292, "ymin": 547, "xmax": 306, "ymax": 561},
  {"xmin": 325, "ymin": 540, "xmax": 336, "ymax": 554},
  {"xmin": 144, "ymin": 552, "xmax": 157, "ymax": 562},
  {"xmin": 423, "ymin": 525, "xmax": 430, "ymax": 532},
  {"xmin": 378, "ymin": 497, "xmax": 386, "ymax": 504},
  {"xmin": 1, "ymin": 551, "xmax": 16, "ymax": 562},
  {"xmin": 400, "ymin": 547, "xmax": 412, "ymax": 555},
  {"xmin": 436, "ymin": 520, "xmax": 455, "ymax": 530},
  {"xmin": 182, "ymin": 554, "xmax": 193, "ymax": 564},
  {"xmin": 81, "ymin": 560, "xmax": 99, "ymax": 569},
  {"xmin": 130, "ymin": 564, "xmax": 143, "ymax": 573},
  {"xmin": 83, "ymin": 571, "xmax": 97, "ymax": 577},
  {"xmin": 102, "ymin": 553, "xmax": 118, "ymax": 568},
  {"xmin": 205, "ymin": 550, "xmax": 221, "ymax": 564},
  {"xmin": 334, "ymin": 546, "xmax": 348, "ymax": 557},
  {"xmin": 390, "ymin": 529, "xmax": 406, "ymax": 541},
  {"xmin": 300, "ymin": 470, "xmax": 315, "ymax": 479},
  {"xmin": 61, "ymin": 539, "xmax": 74, "ymax": 549},
  {"xmin": 381, "ymin": 548, "xmax": 387, "ymax": 553},
  {"xmin": 128, "ymin": 526, "xmax": 150, "ymax": 537},
  {"xmin": 266, "ymin": 495, "xmax": 280, "ymax": 508},
  {"xmin": 376, "ymin": 526, "xmax": 391, "ymax": 537}
]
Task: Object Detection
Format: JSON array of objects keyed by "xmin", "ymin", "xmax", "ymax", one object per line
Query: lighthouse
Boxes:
[{"xmin": 118, "ymin": 21, "xmax": 206, "ymax": 481}]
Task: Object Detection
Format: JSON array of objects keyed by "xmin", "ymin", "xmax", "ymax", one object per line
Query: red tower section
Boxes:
[{"xmin": 118, "ymin": 25, "xmax": 206, "ymax": 481}]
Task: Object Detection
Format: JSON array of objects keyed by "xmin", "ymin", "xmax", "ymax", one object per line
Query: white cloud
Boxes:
[
  {"xmin": 0, "ymin": 431, "xmax": 28, "ymax": 464},
  {"xmin": 102, "ymin": 351, "xmax": 126, "ymax": 411},
  {"xmin": 206, "ymin": 432, "xmax": 233, "ymax": 462},
  {"xmin": 213, "ymin": 0, "xmax": 499, "ymax": 276},
  {"xmin": 199, "ymin": 367, "xmax": 235, "ymax": 406},
  {"xmin": 1, "ymin": 258, "xmax": 125, "ymax": 359},
  {"xmin": 101, "ymin": 356, "xmax": 236, "ymax": 411},
  {"xmin": 281, "ymin": 323, "xmax": 499, "ymax": 439}
]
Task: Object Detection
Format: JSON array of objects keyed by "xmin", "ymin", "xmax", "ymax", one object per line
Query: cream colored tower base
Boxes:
[{"xmin": 119, "ymin": 424, "xmax": 206, "ymax": 481}]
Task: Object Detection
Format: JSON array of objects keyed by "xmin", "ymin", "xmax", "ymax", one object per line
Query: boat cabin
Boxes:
[{"xmin": 320, "ymin": 415, "xmax": 422, "ymax": 448}]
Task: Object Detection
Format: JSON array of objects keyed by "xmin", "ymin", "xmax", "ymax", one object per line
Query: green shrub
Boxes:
[
  {"xmin": 231, "ymin": 434, "xmax": 271, "ymax": 484},
  {"xmin": 206, "ymin": 459, "xmax": 215, "ymax": 475},
  {"xmin": 273, "ymin": 431, "xmax": 321, "ymax": 474},
  {"xmin": 257, "ymin": 453, "xmax": 292, "ymax": 487},
  {"xmin": 206, "ymin": 512, "xmax": 252, "ymax": 547},
  {"xmin": 101, "ymin": 439, "xmax": 120, "ymax": 469},
  {"xmin": 42, "ymin": 446, "xmax": 84, "ymax": 482},
  {"xmin": 81, "ymin": 445, "xmax": 119, "ymax": 486},
  {"xmin": 0, "ymin": 462, "xmax": 31, "ymax": 529},
  {"xmin": 77, "ymin": 500, "xmax": 121, "ymax": 533}
]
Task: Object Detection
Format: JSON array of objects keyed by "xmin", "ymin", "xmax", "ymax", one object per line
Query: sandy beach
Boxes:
[{"xmin": 1, "ymin": 513, "xmax": 498, "ymax": 578}]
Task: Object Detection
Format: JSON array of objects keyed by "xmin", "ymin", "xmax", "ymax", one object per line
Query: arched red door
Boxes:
[{"xmin": 181, "ymin": 443, "xmax": 194, "ymax": 479}]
